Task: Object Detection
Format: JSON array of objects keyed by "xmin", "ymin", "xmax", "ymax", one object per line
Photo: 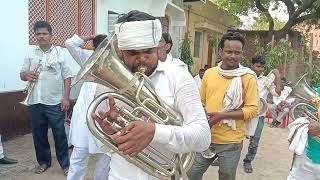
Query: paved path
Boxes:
[{"xmin": 0, "ymin": 121, "xmax": 291, "ymax": 180}]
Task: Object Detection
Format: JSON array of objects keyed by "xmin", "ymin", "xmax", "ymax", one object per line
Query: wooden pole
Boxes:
[
  {"xmin": 284, "ymin": 34, "xmax": 289, "ymax": 77},
  {"xmin": 309, "ymin": 33, "xmax": 313, "ymax": 79}
]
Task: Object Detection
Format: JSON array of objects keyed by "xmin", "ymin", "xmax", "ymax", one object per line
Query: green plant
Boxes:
[
  {"xmin": 208, "ymin": 34, "xmax": 218, "ymax": 49},
  {"xmin": 302, "ymin": 63, "xmax": 320, "ymax": 88},
  {"xmin": 180, "ymin": 33, "xmax": 193, "ymax": 71},
  {"xmin": 253, "ymin": 38, "xmax": 297, "ymax": 74},
  {"xmin": 241, "ymin": 57, "xmax": 250, "ymax": 67}
]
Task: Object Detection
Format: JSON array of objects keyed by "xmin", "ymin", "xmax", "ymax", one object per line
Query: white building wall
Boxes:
[
  {"xmin": 0, "ymin": 0, "xmax": 29, "ymax": 92},
  {"xmin": 0, "ymin": 0, "xmax": 82, "ymax": 93}
]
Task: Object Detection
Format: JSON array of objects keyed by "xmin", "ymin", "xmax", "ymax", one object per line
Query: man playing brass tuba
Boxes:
[{"xmin": 90, "ymin": 10, "xmax": 211, "ymax": 180}]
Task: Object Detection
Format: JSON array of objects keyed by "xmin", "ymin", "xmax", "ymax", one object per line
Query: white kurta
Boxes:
[
  {"xmin": 69, "ymin": 82, "xmax": 105, "ymax": 153},
  {"xmin": 65, "ymin": 34, "xmax": 106, "ymax": 153},
  {"xmin": 0, "ymin": 135, "xmax": 4, "ymax": 159},
  {"xmin": 194, "ymin": 75, "xmax": 201, "ymax": 90},
  {"xmin": 99, "ymin": 61, "xmax": 211, "ymax": 180}
]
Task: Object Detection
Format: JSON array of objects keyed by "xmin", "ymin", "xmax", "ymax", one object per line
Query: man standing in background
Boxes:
[
  {"xmin": 20, "ymin": 20, "xmax": 71, "ymax": 176},
  {"xmin": 243, "ymin": 54, "xmax": 283, "ymax": 173},
  {"xmin": 188, "ymin": 32, "xmax": 258, "ymax": 180},
  {"xmin": 194, "ymin": 68, "xmax": 205, "ymax": 90},
  {"xmin": 65, "ymin": 34, "xmax": 110, "ymax": 180},
  {"xmin": 0, "ymin": 134, "xmax": 18, "ymax": 164}
]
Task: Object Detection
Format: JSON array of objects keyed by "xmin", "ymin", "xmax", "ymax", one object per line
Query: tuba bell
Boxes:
[
  {"xmin": 72, "ymin": 34, "xmax": 194, "ymax": 179},
  {"xmin": 287, "ymin": 74, "xmax": 320, "ymax": 142}
]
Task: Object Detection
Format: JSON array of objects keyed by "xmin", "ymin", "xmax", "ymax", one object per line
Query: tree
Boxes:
[
  {"xmin": 252, "ymin": 16, "xmax": 286, "ymax": 30},
  {"xmin": 216, "ymin": 0, "xmax": 320, "ymax": 38},
  {"xmin": 180, "ymin": 33, "xmax": 193, "ymax": 72}
]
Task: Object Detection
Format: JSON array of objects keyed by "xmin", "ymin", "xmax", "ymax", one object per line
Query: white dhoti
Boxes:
[
  {"xmin": 67, "ymin": 82, "xmax": 111, "ymax": 180},
  {"xmin": 68, "ymin": 147, "xmax": 110, "ymax": 180},
  {"xmin": 287, "ymin": 152, "xmax": 320, "ymax": 180}
]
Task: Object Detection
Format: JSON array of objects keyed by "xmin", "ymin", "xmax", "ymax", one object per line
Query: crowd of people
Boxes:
[{"xmin": 0, "ymin": 9, "xmax": 319, "ymax": 180}]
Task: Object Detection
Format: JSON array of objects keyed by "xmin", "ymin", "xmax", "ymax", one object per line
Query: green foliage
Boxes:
[
  {"xmin": 240, "ymin": 57, "xmax": 250, "ymax": 67},
  {"xmin": 215, "ymin": 0, "xmax": 257, "ymax": 16},
  {"xmin": 252, "ymin": 16, "xmax": 286, "ymax": 30},
  {"xmin": 215, "ymin": 0, "xmax": 320, "ymax": 31},
  {"xmin": 301, "ymin": 42, "xmax": 320, "ymax": 88},
  {"xmin": 179, "ymin": 33, "xmax": 193, "ymax": 71},
  {"xmin": 251, "ymin": 38, "xmax": 297, "ymax": 74},
  {"xmin": 302, "ymin": 64, "xmax": 320, "ymax": 88},
  {"xmin": 264, "ymin": 39, "xmax": 297, "ymax": 74},
  {"xmin": 208, "ymin": 34, "xmax": 218, "ymax": 49}
]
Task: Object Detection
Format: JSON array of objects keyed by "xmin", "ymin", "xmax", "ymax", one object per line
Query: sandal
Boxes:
[
  {"xmin": 35, "ymin": 164, "xmax": 49, "ymax": 174},
  {"xmin": 244, "ymin": 163, "xmax": 253, "ymax": 173}
]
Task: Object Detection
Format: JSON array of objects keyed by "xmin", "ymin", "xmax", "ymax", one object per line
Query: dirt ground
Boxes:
[{"xmin": 0, "ymin": 120, "xmax": 292, "ymax": 180}]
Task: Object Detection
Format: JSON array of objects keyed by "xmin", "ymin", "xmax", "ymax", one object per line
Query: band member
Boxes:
[
  {"xmin": 158, "ymin": 32, "xmax": 172, "ymax": 62},
  {"xmin": 65, "ymin": 34, "xmax": 110, "ymax": 180},
  {"xmin": 270, "ymin": 77, "xmax": 293, "ymax": 128},
  {"xmin": 20, "ymin": 20, "xmax": 71, "ymax": 175},
  {"xmin": 287, "ymin": 105, "xmax": 320, "ymax": 179},
  {"xmin": 194, "ymin": 68, "xmax": 205, "ymax": 90},
  {"xmin": 187, "ymin": 32, "xmax": 259, "ymax": 180},
  {"xmin": 158, "ymin": 32, "xmax": 187, "ymax": 69},
  {"xmin": 91, "ymin": 10, "xmax": 211, "ymax": 180},
  {"xmin": 0, "ymin": 134, "xmax": 18, "ymax": 164},
  {"xmin": 242, "ymin": 54, "xmax": 283, "ymax": 173}
]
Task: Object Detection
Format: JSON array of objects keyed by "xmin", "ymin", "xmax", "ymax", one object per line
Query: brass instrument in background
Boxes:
[
  {"xmin": 201, "ymin": 97, "xmax": 267, "ymax": 159},
  {"xmin": 287, "ymin": 74, "xmax": 320, "ymax": 142},
  {"xmin": 72, "ymin": 34, "xmax": 194, "ymax": 180},
  {"xmin": 20, "ymin": 60, "xmax": 42, "ymax": 106}
]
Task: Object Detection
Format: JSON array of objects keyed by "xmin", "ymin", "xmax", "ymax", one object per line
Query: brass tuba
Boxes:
[
  {"xmin": 72, "ymin": 34, "xmax": 194, "ymax": 179},
  {"xmin": 287, "ymin": 74, "xmax": 320, "ymax": 142},
  {"xmin": 20, "ymin": 60, "xmax": 42, "ymax": 106}
]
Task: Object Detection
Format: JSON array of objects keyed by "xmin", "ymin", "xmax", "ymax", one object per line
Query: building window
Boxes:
[
  {"xmin": 194, "ymin": 31, "xmax": 202, "ymax": 58},
  {"xmin": 29, "ymin": 0, "xmax": 95, "ymax": 48}
]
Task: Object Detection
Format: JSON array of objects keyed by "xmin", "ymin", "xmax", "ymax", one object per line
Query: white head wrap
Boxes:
[{"xmin": 115, "ymin": 19, "xmax": 162, "ymax": 50}]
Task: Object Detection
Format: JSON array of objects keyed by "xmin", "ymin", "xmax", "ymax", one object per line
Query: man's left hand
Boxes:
[
  {"xmin": 113, "ymin": 121, "xmax": 155, "ymax": 157},
  {"xmin": 61, "ymin": 97, "xmax": 70, "ymax": 112},
  {"xmin": 308, "ymin": 120, "xmax": 320, "ymax": 137}
]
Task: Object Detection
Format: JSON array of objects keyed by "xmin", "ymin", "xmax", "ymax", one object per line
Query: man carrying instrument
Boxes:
[
  {"xmin": 187, "ymin": 32, "xmax": 259, "ymax": 180},
  {"xmin": 90, "ymin": 10, "xmax": 211, "ymax": 180},
  {"xmin": 242, "ymin": 54, "xmax": 283, "ymax": 173},
  {"xmin": 19, "ymin": 20, "xmax": 72, "ymax": 176},
  {"xmin": 287, "ymin": 100, "xmax": 320, "ymax": 179},
  {"xmin": 65, "ymin": 34, "xmax": 110, "ymax": 180}
]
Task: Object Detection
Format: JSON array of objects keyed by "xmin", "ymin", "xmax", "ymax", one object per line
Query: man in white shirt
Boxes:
[
  {"xmin": 65, "ymin": 34, "xmax": 110, "ymax": 180},
  {"xmin": 243, "ymin": 54, "xmax": 283, "ymax": 173},
  {"xmin": 158, "ymin": 32, "xmax": 187, "ymax": 69},
  {"xmin": 90, "ymin": 10, "xmax": 211, "ymax": 180},
  {"xmin": 0, "ymin": 134, "xmax": 18, "ymax": 164},
  {"xmin": 194, "ymin": 68, "xmax": 205, "ymax": 90},
  {"xmin": 270, "ymin": 78, "xmax": 293, "ymax": 128},
  {"xmin": 20, "ymin": 20, "xmax": 72, "ymax": 176}
]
